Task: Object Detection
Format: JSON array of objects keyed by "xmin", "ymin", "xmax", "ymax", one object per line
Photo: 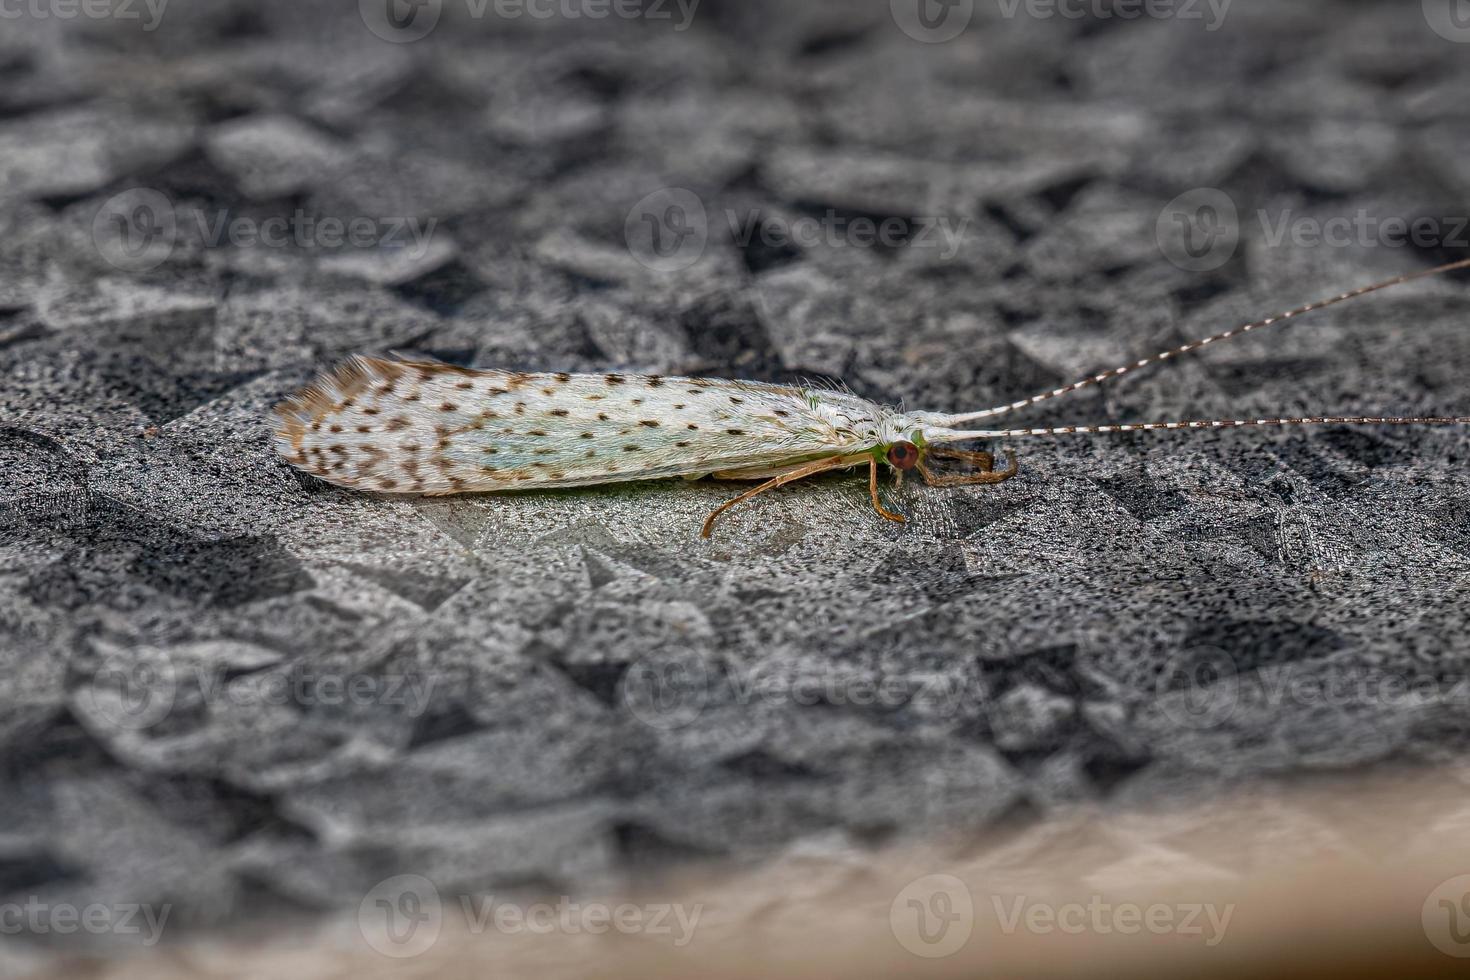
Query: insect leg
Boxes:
[
  {"xmin": 709, "ymin": 464, "xmax": 801, "ymax": 480},
  {"xmin": 701, "ymin": 454, "xmax": 866, "ymax": 539},
  {"xmin": 869, "ymin": 456, "xmax": 906, "ymax": 525},
  {"xmin": 917, "ymin": 449, "xmax": 1019, "ymax": 487},
  {"xmin": 927, "ymin": 447, "xmax": 995, "ymax": 472}
]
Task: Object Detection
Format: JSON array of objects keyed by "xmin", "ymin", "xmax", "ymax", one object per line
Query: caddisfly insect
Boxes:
[{"xmin": 275, "ymin": 258, "xmax": 1470, "ymax": 538}]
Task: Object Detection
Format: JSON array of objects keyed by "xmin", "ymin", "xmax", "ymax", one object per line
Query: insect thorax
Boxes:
[{"xmin": 807, "ymin": 389, "xmax": 921, "ymax": 450}]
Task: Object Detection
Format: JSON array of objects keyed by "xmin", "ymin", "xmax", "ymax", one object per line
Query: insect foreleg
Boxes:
[
  {"xmin": 929, "ymin": 447, "xmax": 996, "ymax": 472},
  {"xmin": 869, "ymin": 456, "xmax": 906, "ymax": 525},
  {"xmin": 701, "ymin": 453, "xmax": 869, "ymax": 539},
  {"xmin": 918, "ymin": 449, "xmax": 1019, "ymax": 487}
]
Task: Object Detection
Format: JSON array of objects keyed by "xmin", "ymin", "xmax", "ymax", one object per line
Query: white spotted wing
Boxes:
[{"xmin": 274, "ymin": 355, "xmax": 884, "ymax": 493}]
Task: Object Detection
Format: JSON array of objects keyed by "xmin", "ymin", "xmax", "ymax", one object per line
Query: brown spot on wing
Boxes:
[{"xmin": 276, "ymin": 358, "xmax": 387, "ymax": 434}]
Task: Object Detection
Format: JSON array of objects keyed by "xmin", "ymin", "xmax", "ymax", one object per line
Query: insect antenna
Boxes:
[
  {"xmin": 923, "ymin": 256, "xmax": 1470, "ymax": 427},
  {"xmin": 925, "ymin": 415, "xmax": 1470, "ymax": 443}
]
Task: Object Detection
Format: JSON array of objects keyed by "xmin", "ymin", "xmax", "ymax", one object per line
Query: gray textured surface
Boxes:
[{"xmin": 3, "ymin": 0, "xmax": 1470, "ymax": 957}]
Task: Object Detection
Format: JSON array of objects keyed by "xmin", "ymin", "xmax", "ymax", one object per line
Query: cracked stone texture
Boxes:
[{"xmin": 2, "ymin": 0, "xmax": 1470, "ymax": 960}]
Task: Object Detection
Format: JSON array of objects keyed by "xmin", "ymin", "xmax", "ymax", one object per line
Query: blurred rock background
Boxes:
[{"xmin": 2, "ymin": 0, "xmax": 1470, "ymax": 968}]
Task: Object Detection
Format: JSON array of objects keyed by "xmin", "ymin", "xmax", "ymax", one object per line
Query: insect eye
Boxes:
[{"xmin": 886, "ymin": 441, "xmax": 919, "ymax": 470}]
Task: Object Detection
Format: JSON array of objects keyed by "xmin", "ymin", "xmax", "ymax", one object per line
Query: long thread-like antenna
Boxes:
[
  {"xmin": 925, "ymin": 256, "xmax": 1470, "ymax": 426},
  {"xmin": 925, "ymin": 415, "xmax": 1470, "ymax": 442}
]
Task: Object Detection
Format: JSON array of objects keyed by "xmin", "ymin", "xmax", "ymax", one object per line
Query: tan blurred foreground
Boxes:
[{"xmin": 33, "ymin": 763, "xmax": 1470, "ymax": 980}]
